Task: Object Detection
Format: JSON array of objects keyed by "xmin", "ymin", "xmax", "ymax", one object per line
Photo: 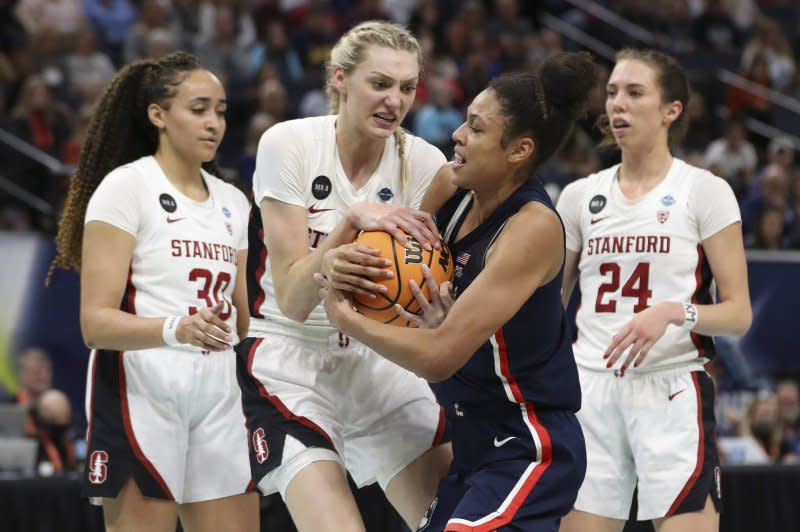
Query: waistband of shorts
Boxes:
[
  {"xmin": 248, "ymin": 317, "xmax": 337, "ymax": 343},
  {"xmin": 577, "ymin": 361, "xmax": 707, "ymax": 379}
]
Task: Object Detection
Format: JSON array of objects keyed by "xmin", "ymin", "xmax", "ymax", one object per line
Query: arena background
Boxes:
[{"xmin": 2, "ymin": 0, "xmax": 800, "ymax": 531}]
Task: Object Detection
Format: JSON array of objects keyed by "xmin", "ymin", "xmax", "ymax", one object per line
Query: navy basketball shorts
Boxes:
[{"xmin": 418, "ymin": 402, "xmax": 586, "ymax": 531}]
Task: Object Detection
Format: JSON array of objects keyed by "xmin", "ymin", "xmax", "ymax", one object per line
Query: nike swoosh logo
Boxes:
[
  {"xmin": 308, "ymin": 205, "xmax": 335, "ymax": 214},
  {"xmin": 166, "ymin": 217, "xmax": 186, "ymax": 223},
  {"xmin": 590, "ymin": 217, "xmax": 608, "ymax": 225},
  {"xmin": 668, "ymin": 389, "xmax": 686, "ymax": 401},
  {"xmin": 493, "ymin": 436, "xmax": 516, "ymax": 447}
]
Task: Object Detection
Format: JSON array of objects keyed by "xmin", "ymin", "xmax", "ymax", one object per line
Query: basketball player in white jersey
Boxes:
[
  {"xmin": 237, "ymin": 21, "xmax": 452, "ymax": 532},
  {"xmin": 557, "ymin": 49, "xmax": 752, "ymax": 532},
  {"xmin": 51, "ymin": 52, "xmax": 257, "ymax": 532}
]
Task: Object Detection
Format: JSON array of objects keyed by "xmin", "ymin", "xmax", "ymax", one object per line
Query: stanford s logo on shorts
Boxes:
[
  {"xmin": 88, "ymin": 450, "xmax": 109, "ymax": 484},
  {"xmin": 253, "ymin": 427, "xmax": 269, "ymax": 464}
]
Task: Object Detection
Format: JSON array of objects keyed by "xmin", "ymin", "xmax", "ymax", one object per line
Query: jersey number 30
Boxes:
[
  {"xmin": 188, "ymin": 268, "xmax": 232, "ymax": 320},
  {"xmin": 595, "ymin": 262, "xmax": 652, "ymax": 313}
]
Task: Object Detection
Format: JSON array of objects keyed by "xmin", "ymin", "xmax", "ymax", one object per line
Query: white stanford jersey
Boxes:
[
  {"xmin": 85, "ymin": 155, "xmax": 250, "ymax": 349},
  {"xmin": 249, "ymin": 114, "xmax": 445, "ymax": 341},
  {"xmin": 557, "ymin": 158, "xmax": 741, "ymax": 371}
]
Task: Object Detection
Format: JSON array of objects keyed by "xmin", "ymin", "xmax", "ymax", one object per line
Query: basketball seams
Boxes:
[{"xmin": 352, "ymin": 230, "xmax": 453, "ymax": 327}]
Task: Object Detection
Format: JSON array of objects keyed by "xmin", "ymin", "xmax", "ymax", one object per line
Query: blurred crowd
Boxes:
[{"xmin": 1, "ymin": 0, "xmax": 800, "ymax": 249}]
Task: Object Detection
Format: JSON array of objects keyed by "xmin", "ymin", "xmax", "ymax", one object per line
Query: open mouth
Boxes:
[
  {"xmin": 450, "ymin": 152, "xmax": 466, "ymax": 169},
  {"xmin": 373, "ymin": 112, "xmax": 397, "ymax": 127},
  {"xmin": 611, "ymin": 118, "xmax": 630, "ymax": 131}
]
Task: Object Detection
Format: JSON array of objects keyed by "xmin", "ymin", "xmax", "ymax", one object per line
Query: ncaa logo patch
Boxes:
[
  {"xmin": 159, "ymin": 193, "xmax": 177, "ymax": 213},
  {"xmin": 589, "ymin": 194, "xmax": 606, "ymax": 214},
  {"xmin": 377, "ymin": 187, "xmax": 394, "ymax": 202},
  {"xmin": 311, "ymin": 175, "xmax": 332, "ymax": 200},
  {"xmin": 88, "ymin": 450, "xmax": 109, "ymax": 484},
  {"xmin": 661, "ymin": 194, "xmax": 676, "ymax": 206},
  {"xmin": 222, "ymin": 206, "xmax": 231, "ymax": 218},
  {"xmin": 252, "ymin": 428, "xmax": 269, "ymax": 464}
]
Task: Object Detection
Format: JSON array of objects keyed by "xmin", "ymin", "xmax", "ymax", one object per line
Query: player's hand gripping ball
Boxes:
[{"xmin": 353, "ymin": 230, "xmax": 454, "ymax": 326}]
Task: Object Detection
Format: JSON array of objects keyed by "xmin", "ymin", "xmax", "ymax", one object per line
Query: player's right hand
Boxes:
[
  {"xmin": 347, "ymin": 202, "xmax": 441, "ymax": 251},
  {"xmin": 175, "ymin": 301, "xmax": 233, "ymax": 352},
  {"xmin": 321, "ymin": 243, "xmax": 392, "ymax": 298}
]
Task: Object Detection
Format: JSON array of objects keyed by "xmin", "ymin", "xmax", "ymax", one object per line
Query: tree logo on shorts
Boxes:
[
  {"xmin": 252, "ymin": 427, "xmax": 269, "ymax": 464},
  {"xmin": 88, "ymin": 450, "xmax": 108, "ymax": 484}
]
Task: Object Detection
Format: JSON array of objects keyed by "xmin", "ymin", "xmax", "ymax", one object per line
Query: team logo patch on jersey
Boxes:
[
  {"xmin": 88, "ymin": 450, "xmax": 109, "ymax": 484},
  {"xmin": 311, "ymin": 175, "xmax": 332, "ymax": 200},
  {"xmin": 252, "ymin": 427, "xmax": 269, "ymax": 464},
  {"xmin": 657, "ymin": 209, "xmax": 670, "ymax": 224},
  {"xmin": 377, "ymin": 187, "xmax": 394, "ymax": 202},
  {"xmin": 661, "ymin": 194, "xmax": 676, "ymax": 206},
  {"xmin": 225, "ymin": 221, "xmax": 233, "ymax": 236},
  {"xmin": 589, "ymin": 194, "xmax": 607, "ymax": 214},
  {"xmin": 159, "ymin": 193, "xmax": 177, "ymax": 213},
  {"xmin": 222, "ymin": 206, "xmax": 231, "ymax": 218}
]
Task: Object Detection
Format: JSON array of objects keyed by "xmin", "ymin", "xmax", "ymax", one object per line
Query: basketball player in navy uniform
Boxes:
[
  {"xmin": 317, "ymin": 51, "xmax": 599, "ymax": 531},
  {"xmin": 557, "ymin": 49, "xmax": 752, "ymax": 532},
  {"xmin": 51, "ymin": 53, "xmax": 257, "ymax": 532}
]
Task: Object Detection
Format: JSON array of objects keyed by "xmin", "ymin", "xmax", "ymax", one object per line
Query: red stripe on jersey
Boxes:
[
  {"xmin": 666, "ymin": 373, "xmax": 704, "ymax": 516},
  {"xmin": 446, "ymin": 331, "xmax": 553, "ymax": 531},
  {"xmin": 246, "ymin": 338, "xmax": 336, "ymax": 449},
  {"xmin": 118, "ymin": 351, "xmax": 175, "ymax": 500},
  {"xmin": 432, "ymin": 406, "xmax": 446, "ymax": 446},
  {"xmin": 690, "ymin": 245, "xmax": 714, "ymax": 359},
  {"xmin": 124, "ymin": 268, "xmax": 136, "ymax": 314}
]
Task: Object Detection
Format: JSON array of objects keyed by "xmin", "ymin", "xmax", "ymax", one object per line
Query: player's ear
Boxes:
[
  {"xmin": 148, "ymin": 103, "xmax": 166, "ymax": 129},
  {"xmin": 508, "ymin": 136, "xmax": 534, "ymax": 164}
]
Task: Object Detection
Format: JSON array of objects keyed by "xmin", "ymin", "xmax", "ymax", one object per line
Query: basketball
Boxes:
[{"xmin": 352, "ymin": 230, "xmax": 454, "ymax": 326}]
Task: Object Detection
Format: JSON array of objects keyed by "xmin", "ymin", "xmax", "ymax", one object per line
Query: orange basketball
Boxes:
[{"xmin": 352, "ymin": 230, "xmax": 454, "ymax": 327}]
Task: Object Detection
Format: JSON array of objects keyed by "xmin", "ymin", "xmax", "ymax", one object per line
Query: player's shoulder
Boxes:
[
  {"xmin": 559, "ymin": 165, "xmax": 615, "ymax": 200},
  {"xmin": 204, "ymin": 172, "xmax": 249, "ymax": 206},
  {"xmin": 672, "ymin": 158, "xmax": 731, "ymax": 191},
  {"xmin": 100, "ymin": 156, "xmax": 156, "ymax": 192},
  {"xmin": 264, "ymin": 115, "xmax": 334, "ymax": 142}
]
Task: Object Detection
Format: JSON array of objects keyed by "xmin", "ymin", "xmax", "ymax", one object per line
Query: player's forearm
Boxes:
[
  {"xmin": 692, "ymin": 299, "xmax": 752, "ymax": 337},
  {"xmin": 341, "ymin": 312, "xmax": 459, "ymax": 382},
  {"xmin": 81, "ymin": 308, "xmax": 169, "ymax": 351},
  {"xmin": 276, "ymin": 215, "xmax": 361, "ymax": 322}
]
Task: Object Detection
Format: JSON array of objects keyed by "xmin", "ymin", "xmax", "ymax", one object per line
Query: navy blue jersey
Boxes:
[{"xmin": 432, "ymin": 178, "xmax": 581, "ymax": 412}]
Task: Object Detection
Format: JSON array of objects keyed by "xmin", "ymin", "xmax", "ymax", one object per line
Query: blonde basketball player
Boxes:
[
  {"xmin": 236, "ymin": 21, "xmax": 452, "ymax": 532},
  {"xmin": 557, "ymin": 49, "xmax": 752, "ymax": 532},
  {"xmin": 51, "ymin": 52, "xmax": 257, "ymax": 532}
]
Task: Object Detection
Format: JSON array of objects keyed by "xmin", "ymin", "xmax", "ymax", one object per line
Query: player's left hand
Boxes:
[
  {"xmin": 314, "ymin": 272, "xmax": 357, "ymax": 331},
  {"xmin": 394, "ymin": 264, "xmax": 454, "ymax": 328},
  {"xmin": 603, "ymin": 301, "xmax": 680, "ymax": 373}
]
